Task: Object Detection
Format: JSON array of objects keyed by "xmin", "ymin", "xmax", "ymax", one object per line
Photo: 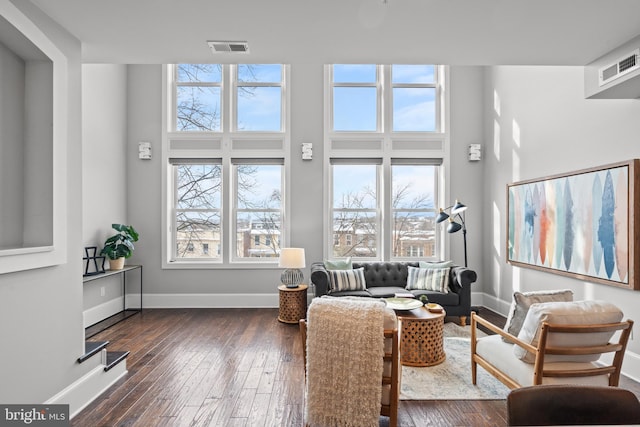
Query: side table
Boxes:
[
  {"xmin": 278, "ymin": 284, "xmax": 308, "ymax": 324},
  {"xmin": 397, "ymin": 306, "xmax": 446, "ymax": 367}
]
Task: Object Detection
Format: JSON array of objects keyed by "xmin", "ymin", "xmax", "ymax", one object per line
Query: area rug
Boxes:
[{"xmin": 400, "ymin": 322, "xmax": 511, "ymax": 400}]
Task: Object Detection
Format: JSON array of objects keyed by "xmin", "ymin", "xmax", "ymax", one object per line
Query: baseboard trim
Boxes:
[
  {"xmin": 46, "ymin": 362, "xmax": 127, "ymax": 419},
  {"xmin": 83, "ymin": 297, "xmax": 124, "ymax": 328},
  {"xmin": 141, "ymin": 292, "xmax": 282, "ymax": 308}
]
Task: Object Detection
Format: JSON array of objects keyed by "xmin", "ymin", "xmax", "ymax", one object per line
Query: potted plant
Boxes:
[{"xmin": 101, "ymin": 224, "xmax": 139, "ymax": 270}]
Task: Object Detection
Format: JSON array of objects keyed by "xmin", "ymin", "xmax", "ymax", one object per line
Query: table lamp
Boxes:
[{"xmin": 279, "ymin": 248, "xmax": 306, "ymax": 288}]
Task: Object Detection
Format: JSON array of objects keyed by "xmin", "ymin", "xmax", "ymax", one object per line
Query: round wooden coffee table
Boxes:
[
  {"xmin": 397, "ymin": 306, "xmax": 446, "ymax": 367},
  {"xmin": 277, "ymin": 284, "xmax": 308, "ymax": 324}
]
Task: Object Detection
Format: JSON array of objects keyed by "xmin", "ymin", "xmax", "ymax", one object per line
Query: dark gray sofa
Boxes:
[{"xmin": 310, "ymin": 261, "xmax": 477, "ymax": 326}]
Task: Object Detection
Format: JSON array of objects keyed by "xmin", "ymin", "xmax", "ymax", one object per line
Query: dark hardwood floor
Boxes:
[{"xmin": 72, "ymin": 307, "xmax": 640, "ymax": 427}]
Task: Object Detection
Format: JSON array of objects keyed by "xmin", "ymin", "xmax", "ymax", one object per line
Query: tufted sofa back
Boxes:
[{"xmin": 352, "ymin": 262, "xmax": 420, "ymax": 288}]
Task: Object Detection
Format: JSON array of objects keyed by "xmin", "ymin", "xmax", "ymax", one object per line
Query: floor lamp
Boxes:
[{"xmin": 436, "ymin": 200, "xmax": 468, "ymax": 267}]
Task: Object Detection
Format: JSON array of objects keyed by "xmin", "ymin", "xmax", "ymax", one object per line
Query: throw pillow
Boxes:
[
  {"xmin": 419, "ymin": 260, "xmax": 454, "ymax": 269},
  {"xmin": 405, "ymin": 266, "xmax": 450, "ymax": 293},
  {"xmin": 514, "ymin": 300, "xmax": 624, "ymax": 363},
  {"xmin": 503, "ymin": 289, "xmax": 573, "ymax": 339},
  {"xmin": 324, "ymin": 257, "xmax": 352, "ymax": 270},
  {"xmin": 327, "ymin": 267, "xmax": 366, "ymax": 292}
]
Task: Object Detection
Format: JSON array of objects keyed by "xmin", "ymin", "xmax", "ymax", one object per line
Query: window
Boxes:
[
  {"xmin": 171, "ymin": 161, "xmax": 222, "ymax": 260},
  {"xmin": 163, "ymin": 64, "xmax": 290, "ymax": 267},
  {"xmin": 325, "ymin": 64, "xmax": 446, "ymax": 261},
  {"xmin": 392, "ymin": 65, "xmax": 437, "ymax": 132},
  {"xmin": 234, "ymin": 161, "xmax": 283, "ymax": 259},
  {"xmin": 331, "ymin": 161, "xmax": 379, "ymax": 257},
  {"xmin": 333, "ymin": 65, "xmax": 378, "ymax": 131},
  {"xmin": 391, "ymin": 162, "xmax": 438, "ymax": 258},
  {"xmin": 332, "ymin": 64, "xmax": 441, "ymax": 133},
  {"xmin": 236, "ymin": 64, "xmax": 283, "ymax": 131},
  {"xmin": 175, "ymin": 64, "xmax": 222, "ymax": 131}
]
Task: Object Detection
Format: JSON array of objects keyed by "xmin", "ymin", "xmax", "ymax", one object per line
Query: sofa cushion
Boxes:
[
  {"xmin": 327, "ymin": 267, "xmax": 367, "ymax": 292},
  {"xmin": 419, "ymin": 260, "xmax": 454, "ymax": 269},
  {"xmin": 367, "ymin": 286, "xmax": 407, "ymax": 298},
  {"xmin": 410, "ymin": 290, "xmax": 459, "ymax": 306},
  {"xmin": 324, "ymin": 257, "xmax": 352, "ymax": 270},
  {"xmin": 514, "ymin": 300, "xmax": 624, "ymax": 363},
  {"xmin": 476, "ymin": 335, "xmax": 609, "ymax": 387},
  {"xmin": 353, "ymin": 262, "xmax": 417, "ymax": 288},
  {"xmin": 406, "ymin": 266, "xmax": 450, "ymax": 293},
  {"xmin": 503, "ymin": 289, "xmax": 573, "ymax": 340}
]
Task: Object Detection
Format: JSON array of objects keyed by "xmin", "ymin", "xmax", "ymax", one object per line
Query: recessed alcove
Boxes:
[{"xmin": 0, "ymin": 5, "xmax": 67, "ymax": 273}]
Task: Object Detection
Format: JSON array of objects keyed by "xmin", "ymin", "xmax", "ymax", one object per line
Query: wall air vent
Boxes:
[
  {"xmin": 207, "ymin": 41, "xmax": 249, "ymax": 54},
  {"xmin": 598, "ymin": 48, "xmax": 639, "ymax": 86}
]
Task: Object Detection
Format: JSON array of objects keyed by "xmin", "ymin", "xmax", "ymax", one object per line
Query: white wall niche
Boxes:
[{"xmin": 0, "ymin": 2, "xmax": 67, "ymax": 273}]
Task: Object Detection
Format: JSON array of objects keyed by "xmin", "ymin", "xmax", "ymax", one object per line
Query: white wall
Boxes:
[
  {"xmin": 82, "ymin": 64, "xmax": 128, "ymax": 315},
  {"xmin": 0, "ymin": 42, "xmax": 25, "ymax": 247},
  {"xmin": 0, "ymin": 0, "xmax": 87, "ymax": 406},
  {"xmin": 482, "ymin": 65, "xmax": 640, "ymax": 377}
]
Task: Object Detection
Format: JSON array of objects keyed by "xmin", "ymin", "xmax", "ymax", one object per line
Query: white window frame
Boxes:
[
  {"xmin": 323, "ymin": 64, "xmax": 450, "ymax": 262},
  {"xmin": 170, "ymin": 159, "xmax": 223, "ymax": 263},
  {"xmin": 162, "ymin": 64, "xmax": 291, "ymax": 269},
  {"xmin": 231, "ymin": 159, "xmax": 285, "ymax": 263}
]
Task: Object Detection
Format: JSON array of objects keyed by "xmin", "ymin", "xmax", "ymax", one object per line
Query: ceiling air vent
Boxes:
[
  {"xmin": 598, "ymin": 48, "xmax": 639, "ymax": 86},
  {"xmin": 207, "ymin": 41, "xmax": 249, "ymax": 54}
]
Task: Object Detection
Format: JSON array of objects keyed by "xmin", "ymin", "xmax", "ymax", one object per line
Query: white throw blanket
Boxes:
[{"xmin": 305, "ymin": 297, "xmax": 386, "ymax": 427}]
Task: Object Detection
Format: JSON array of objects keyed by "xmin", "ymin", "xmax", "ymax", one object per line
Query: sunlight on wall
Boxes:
[
  {"xmin": 493, "ymin": 201, "xmax": 501, "ymax": 256},
  {"xmin": 493, "ymin": 119, "xmax": 501, "ymax": 161},
  {"xmin": 492, "ymin": 256, "xmax": 501, "ymax": 295},
  {"xmin": 583, "ymin": 281, "xmax": 596, "ymax": 301},
  {"xmin": 512, "ymin": 265, "xmax": 521, "ymax": 292},
  {"xmin": 512, "ymin": 119, "xmax": 520, "ymax": 147},
  {"xmin": 493, "ymin": 90, "xmax": 501, "ymax": 161},
  {"xmin": 512, "ymin": 149, "xmax": 520, "ymax": 182}
]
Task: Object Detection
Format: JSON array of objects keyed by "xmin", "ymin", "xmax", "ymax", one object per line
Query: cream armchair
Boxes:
[{"xmin": 471, "ymin": 300, "xmax": 633, "ymax": 389}]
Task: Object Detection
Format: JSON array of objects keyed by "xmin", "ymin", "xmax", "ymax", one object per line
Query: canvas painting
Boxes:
[{"xmin": 507, "ymin": 160, "xmax": 640, "ymax": 289}]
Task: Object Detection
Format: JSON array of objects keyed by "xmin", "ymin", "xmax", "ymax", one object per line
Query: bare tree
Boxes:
[
  {"xmin": 333, "ymin": 183, "xmax": 433, "ymax": 258},
  {"xmin": 391, "ymin": 183, "xmax": 433, "ymax": 257},
  {"xmin": 176, "ymin": 64, "xmax": 222, "ymax": 131}
]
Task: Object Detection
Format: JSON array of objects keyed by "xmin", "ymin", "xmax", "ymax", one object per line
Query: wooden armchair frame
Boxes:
[
  {"xmin": 471, "ymin": 312, "xmax": 633, "ymax": 389},
  {"xmin": 299, "ymin": 319, "xmax": 400, "ymax": 427}
]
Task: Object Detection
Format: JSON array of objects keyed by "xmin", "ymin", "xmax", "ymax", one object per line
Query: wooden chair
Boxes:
[
  {"xmin": 471, "ymin": 311, "xmax": 633, "ymax": 389},
  {"xmin": 507, "ymin": 384, "xmax": 640, "ymax": 425},
  {"xmin": 299, "ymin": 310, "xmax": 400, "ymax": 427}
]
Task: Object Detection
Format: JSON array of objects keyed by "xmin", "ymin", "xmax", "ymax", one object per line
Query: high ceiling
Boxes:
[{"xmin": 29, "ymin": 0, "xmax": 640, "ymax": 65}]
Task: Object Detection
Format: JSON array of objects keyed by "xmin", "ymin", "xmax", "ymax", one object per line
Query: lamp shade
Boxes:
[
  {"xmin": 451, "ymin": 200, "xmax": 467, "ymax": 215},
  {"xmin": 436, "ymin": 208, "xmax": 450, "ymax": 224},
  {"xmin": 278, "ymin": 248, "xmax": 306, "ymax": 268},
  {"xmin": 447, "ymin": 220, "xmax": 462, "ymax": 233}
]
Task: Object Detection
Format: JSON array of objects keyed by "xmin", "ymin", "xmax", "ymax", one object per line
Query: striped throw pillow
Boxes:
[
  {"xmin": 405, "ymin": 266, "xmax": 450, "ymax": 293},
  {"xmin": 327, "ymin": 267, "xmax": 367, "ymax": 292}
]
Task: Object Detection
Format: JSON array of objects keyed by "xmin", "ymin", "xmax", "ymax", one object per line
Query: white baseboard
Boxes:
[
  {"xmin": 83, "ymin": 297, "xmax": 124, "ymax": 328},
  {"xmin": 619, "ymin": 349, "xmax": 640, "ymax": 383},
  {"xmin": 46, "ymin": 362, "xmax": 127, "ymax": 419},
  {"xmin": 474, "ymin": 292, "xmax": 511, "ymax": 316},
  {"xmin": 141, "ymin": 292, "xmax": 281, "ymax": 308}
]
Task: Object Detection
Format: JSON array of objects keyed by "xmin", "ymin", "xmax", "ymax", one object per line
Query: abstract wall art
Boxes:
[{"xmin": 507, "ymin": 159, "xmax": 640, "ymax": 290}]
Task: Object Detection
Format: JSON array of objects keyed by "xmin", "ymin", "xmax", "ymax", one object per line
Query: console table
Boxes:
[{"xmin": 83, "ymin": 265, "xmax": 142, "ymax": 337}]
